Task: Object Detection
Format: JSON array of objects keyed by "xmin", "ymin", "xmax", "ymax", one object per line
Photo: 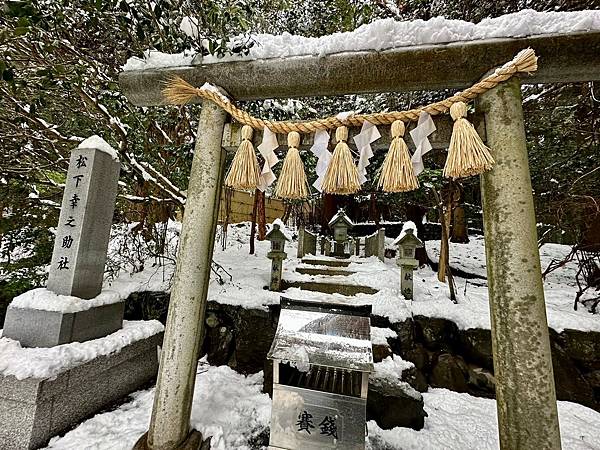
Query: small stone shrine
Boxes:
[
  {"xmin": 328, "ymin": 209, "xmax": 353, "ymax": 258},
  {"xmin": 394, "ymin": 223, "xmax": 424, "ymax": 300},
  {"xmin": 297, "ymin": 226, "xmax": 318, "ymax": 258}
]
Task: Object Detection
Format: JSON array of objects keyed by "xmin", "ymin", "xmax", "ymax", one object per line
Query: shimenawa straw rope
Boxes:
[
  {"xmin": 162, "ymin": 48, "xmax": 538, "ymax": 134},
  {"xmin": 443, "ymin": 102, "xmax": 495, "ymax": 179}
]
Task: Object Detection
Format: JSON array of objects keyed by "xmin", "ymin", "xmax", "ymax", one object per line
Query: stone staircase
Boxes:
[{"xmin": 282, "ymin": 257, "xmax": 377, "ymax": 296}]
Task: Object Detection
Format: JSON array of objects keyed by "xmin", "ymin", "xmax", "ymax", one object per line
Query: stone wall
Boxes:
[
  {"xmin": 126, "ymin": 292, "xmax": 600, "ymax": 412},
  {"xmin": 351, "ymin": 223, "xmax": 483, "ymax": 241}
]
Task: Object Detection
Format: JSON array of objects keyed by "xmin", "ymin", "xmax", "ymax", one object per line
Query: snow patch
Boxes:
[
  {"xmin": 123, "ymin": 10, "xmax": 600, "ymax": 71},
  {"xmin": 0, "ymin": 320, "xmax": 163, "ymax": 380},
  {"xmin": 367, "ymin": 388, "xmax": 600, "ymax": 449},
  {"xmin": 10, "ymin": 287, "xmax": 124, "ymax": 313},
  {"xmin": 46, "ymin": 361, "xmax": 270, "ymax": 450},
  {"xmin": 78, "ymin": 135, "xmax": 119, "ymax": 161}
]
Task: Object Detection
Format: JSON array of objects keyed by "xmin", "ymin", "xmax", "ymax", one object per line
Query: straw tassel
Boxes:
[
  {"xmin": 443, "ymin": 102, "xmax": 495, "ymax": 179},
  {"xmin": 224, "ymin": 125, "xmax": 260, "ymax": 191},
  {"xmin": 275, "ymin": 131, "xmax": 309, "ymax": 199},
  {"xmin": 322, "ymin": 126, "xmax": 360, "ymax": 195},
  {"xmin": 378, "ymin": 120, "xmax": 418, "ymax": 192}
]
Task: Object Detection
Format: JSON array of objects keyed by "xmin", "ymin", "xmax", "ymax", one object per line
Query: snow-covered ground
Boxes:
[
  {"xmin": 124, "ymin": 10, "xmax": 600, "ymax": 70},
  {"xmin": 94, "ymin": 222, "xmax": 599, "ymax": 333},
  {"xmin": 206, "ymin": 224, "xmax": 598, "ymax": 332},
  {"xmin": 3, "ymin": 221, "xmax": 597, "ymax": 448},
  {"xmin": 45, "ymin": 361, "xmax": 600, "ymax": 450}
]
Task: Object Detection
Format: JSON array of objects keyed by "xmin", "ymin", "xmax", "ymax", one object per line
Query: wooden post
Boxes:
[
  {"xmin": 144, "ymin": 99, "xmax": 228, "ymax": 449},
  {"xmin": 477, "ymin": 78, "xmax": 561, "ymax": 450}
]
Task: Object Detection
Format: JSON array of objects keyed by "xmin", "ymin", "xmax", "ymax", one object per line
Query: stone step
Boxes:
[
  {"xmin": 281, "ymin": 280, "xmax": 378, "ymax": 296},
  {"xmin": 295, "ymin": 267, "xmax": 356, "ymax": 277},
  {"xmin": 301, "ymin": 258, "xmax": 352, "ymax": 267}
]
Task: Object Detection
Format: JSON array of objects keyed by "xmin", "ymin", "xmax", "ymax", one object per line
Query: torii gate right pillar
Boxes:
[{"xmin": 477, "ymin": 77, "xmax": 561, "ymax": 449}]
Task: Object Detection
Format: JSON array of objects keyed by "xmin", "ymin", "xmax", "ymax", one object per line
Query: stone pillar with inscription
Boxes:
[
  {"xmin": 3, "ymin": 136, "xmax": 122, "ymax": 347},
  {"xmin": 47, "ymin": 143, "xmax": 120, "ymax": 298},
  {"xmin": 0, "ymin": 137, "xmax": 164, "ymax": 449}
]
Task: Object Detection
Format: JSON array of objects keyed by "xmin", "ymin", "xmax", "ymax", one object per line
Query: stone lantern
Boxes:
[
  {"xmin": 328, "ymin": 209, "xmax": 353, "ymax": 258},
  {"xmin": 394, "ymin": 227, "xmax": 424, "ymax": 300},
  {"xmin": 266, "ymin": 221, "xmax": 290, "ymax": 291}
]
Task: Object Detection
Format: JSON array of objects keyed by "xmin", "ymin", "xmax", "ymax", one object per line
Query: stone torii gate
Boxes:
[{"xmin": 120, "ymin": 31, "xmax": 600, "ymax": 450}]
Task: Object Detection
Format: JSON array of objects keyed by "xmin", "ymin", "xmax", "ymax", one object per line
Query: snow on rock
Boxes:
[
  {"xmin": 123, "ymin": 10, "xmax": 600, "ymax": 71},
  {"xmin": 78, "ymin": 135, "xmax": 119, "ymax": 161},
  {"xmin": 374, "ymin": 355, "xmax": 415, "ymax": 379},
  {"xmin": 9, "ymin": 287, "xmax": 124, "ymax": 313},
  {"xmin": 0, "ymin": 320, "xmax": 163, "ymax": 380},
  {"xmin": 45, "ymin": 361, "xmax": 271, "ymax": 450},
  {"xmin": 367, "ymin": 388, "xmax": 600, "ymax": 450},
  {"xmin": 371, "ymin": 355, "xmax": 421, "ymax": 401},
  {"xmin": 371, "ymin": 326, "xmax": 396, "ymax": 345}
]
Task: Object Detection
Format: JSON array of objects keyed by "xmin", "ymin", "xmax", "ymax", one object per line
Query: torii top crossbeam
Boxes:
[{"xmin": 120, "ymin": 31, "xmax": 600, "ymax": 105}]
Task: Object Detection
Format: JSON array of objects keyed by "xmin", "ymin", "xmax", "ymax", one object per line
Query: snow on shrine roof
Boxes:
[
  {"xmin": 392, "ymin": 221, "xmax": 421, "ymax": 245},
  {"xmin": 328, "ymin": 210, "xmax": 354, "ymax": 228},
  {"xmin": 123, "ymin": 10, "xmax": 600, "ymax": 71},
  {"xmin": 267, "ymin": 218, "xmax": 292, "ymax": 241},
  {"xmin": 268, "ymin": 298, "xmax": 373, "ymax": 372}
]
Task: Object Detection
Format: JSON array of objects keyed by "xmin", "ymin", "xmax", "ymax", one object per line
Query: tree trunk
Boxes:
[
  {"xmin": 369, "ymin": 192, "xmax": 380, "ymax": 227},
  {"xmin": 321, "ymin": 193, "xmax": 337, "ymax": 232},
  {"xmin": 249, "ymin": 189, "xmax": 259, "ymax": 254},
  {"xmin": 434, "ymin": 188, "xmax": 451, "ymax": 283},
  {"xmin": 257, "ymin": 189, "xmax": 266, "ymax": 241},
  {"xmin": 451, "ymin": 204, "xmax": 469, "ymax": 243}
]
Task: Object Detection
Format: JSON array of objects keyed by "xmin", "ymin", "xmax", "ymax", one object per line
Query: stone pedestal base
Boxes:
[
  {"xmin": 133, "ymin": 430, "xmax": 211, "ymax": 450},
  {"xmin": 2, "ymin": 301, "xmax": 125, "ymax": 348},
  {"xmin": 0, "ymin": 330, "xmax": 163, "ymax": 450}
]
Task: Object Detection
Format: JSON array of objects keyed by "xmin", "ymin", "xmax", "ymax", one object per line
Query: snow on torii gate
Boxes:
[{"xmin": 120, "ymin": 31, "xmax": 600, "ymax": 450}]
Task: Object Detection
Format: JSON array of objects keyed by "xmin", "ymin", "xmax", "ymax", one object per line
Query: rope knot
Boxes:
[
  {"xmin": 241, "ymin": 125, "xmax": 254, "ymax": 141},
  {"xmin": 335, "ymin": 126, "xmax": 348, "ymax": 143},
  {"xmin": 450, "ymin": 102, "xmax": 468, "ymax": 121},
  {"xmin": 391, "ymin": 120, "xmax": 406, "ymax": 139},
  {"xmin": 287, "ymin": 131, "xmax": 300, "ymax": 149}
]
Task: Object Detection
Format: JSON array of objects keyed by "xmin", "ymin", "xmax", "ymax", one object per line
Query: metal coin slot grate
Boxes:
[{"xmin": 280, "ymin": 362, "xmax": 363, "ymax": 398}]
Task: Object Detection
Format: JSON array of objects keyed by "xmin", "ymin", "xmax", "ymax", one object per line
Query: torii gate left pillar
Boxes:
[{"xmin": 135, "ymin": 99, "xmax": 228, "ymax": 450}]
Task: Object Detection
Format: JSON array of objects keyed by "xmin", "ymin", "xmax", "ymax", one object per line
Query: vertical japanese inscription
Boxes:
[
  {"xmin": 47, "ymin": 146, "xmax": 119, "ymax": 299},
  {"xmin": 53, "ymin": 152, "xmax": 88, "ymax": 280}
]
